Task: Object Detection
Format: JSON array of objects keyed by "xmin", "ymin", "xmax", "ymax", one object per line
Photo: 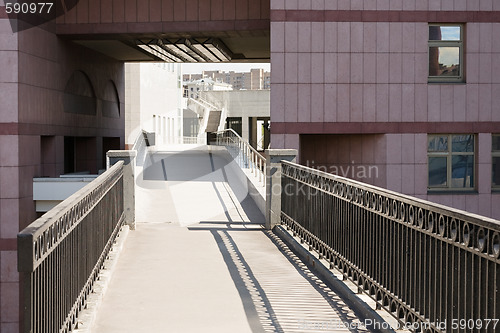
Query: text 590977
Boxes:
[{"xmin": 5, "ymin": 2, "xmax": 53, "ymax": 14}]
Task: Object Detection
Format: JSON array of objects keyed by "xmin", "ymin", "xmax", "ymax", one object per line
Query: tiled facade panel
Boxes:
[
  {"xmin": 17, "ymin": 28, "xmax": 125, "ymax": 131},
  {"xmin": 300, "ymin": 134, "xmax": 388, "ymax": 187},
  {"xmin": 0, "ymin": 14, "xmax": 19, "ymax": 332},
  {"xmin": 59, "ymin": 0, "xmax": 271, "ymax": 24},
  {"xmin": 0, "ymin": 19, "xmax": 18, "ymax": 125},
  {"xmin": 271, "ymin": 0, "xmax": 500, "ymax": 11},
  {"xmin": 271, "ymin": 21, "xmax": 500, "ymax": 125},
  {"xmin": 10, "ymin": 25, "xmax": 126, "ymax": 228},
  {"xmin": 270, "ymin": 0, "xmax": 500, "ymax": 221},
  {"xmin": 0, "ymin": 19, "xmax": 126, "ymax": 330},
  {"xmin": 418, "ymin": 132, "xmax": 499, "ymax": 219},
  {"xmin": 300, "ymin": 133, "xmax": 500, "ymax": 220}
]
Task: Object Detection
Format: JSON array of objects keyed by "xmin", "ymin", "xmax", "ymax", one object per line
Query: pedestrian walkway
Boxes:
[{"xmin": 91, "ymin": 145, "xmax": 375, "ymax": 332}]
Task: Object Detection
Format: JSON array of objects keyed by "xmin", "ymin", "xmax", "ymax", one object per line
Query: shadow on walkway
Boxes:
[{"xmin": 188, "ymin": 223, "xmax": 371, "ymax": 333}]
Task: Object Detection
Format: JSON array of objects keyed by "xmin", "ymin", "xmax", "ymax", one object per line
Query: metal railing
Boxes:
[
  {"xmin": 215, "ymin": 129, "xmax": 266, "ymax": 187},
  {"xmin": 280, "ymin": 161, "xmax": 500, "ymax": 332},
  {"xmin": 18, "ymin": 161, "xmax": 125, "ymax": 333}
]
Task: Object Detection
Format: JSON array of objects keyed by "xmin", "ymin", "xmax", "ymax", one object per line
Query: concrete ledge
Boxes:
[
  {"xmin": 107, "ymin": 150, "xmax": 137, "ymax": 158},
  {"xmin": 265, "ymin": 149, "xmax": 298, "ymax": 157},
  {"xmin": 273, "ymin": 225, "xmax": 398, "ymax": 333}
]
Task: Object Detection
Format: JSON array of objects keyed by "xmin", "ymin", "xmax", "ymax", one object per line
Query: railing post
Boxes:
[
  {"xmin": 251, "ymin": 152, "xmax": 255, "ymax": 174},
  {"xmin": 265, "ymin": 149, "xmax": 297, "ymax": 230},
  {"xmin": 107, "ymin": 150, "xmax": 137, "ymax": 230}
]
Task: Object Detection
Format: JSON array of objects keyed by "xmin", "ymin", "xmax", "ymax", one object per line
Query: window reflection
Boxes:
[
  {"xmin": 428, "ymin": 25, "xmax": 463, "ymax": 82},
  {"xmin": 428, "ymin": 134, "xmax": 475, "ymax": 190},
  {"xmin": 429, "ymin": 26, "xmax": 461, "ymax": 41},
  {"xmin": 452, "ymin": 135, "xmax": 474, "ymax": 152},
  {"xmin": 493, "ymin": 157, "xmax": 500, "ymax": 187},
  {"xmin": 428, "ymin": 135, "xmax": 448, "ymax": 152},
  {"xmin": 451, "ymin": 155, "xmax": 474, "ymax": 188},
  {"xmin": 493, "ymin": 135, "xmax": 500, "ymax": 151},
  {"xmin": 493, "ymin": 135, "xmax": 500, "ymax": 188},
  {"xmin": 429, "ymin": 47, "xmax": 460, "ymax": 77},
  {"xmin": 429, "ymin": 157, "xmax": 447, "ymax": 187}
]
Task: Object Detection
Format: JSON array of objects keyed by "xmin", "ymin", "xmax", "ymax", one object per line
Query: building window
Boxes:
[
  {"xmin": 428, "ymin": 134, "xmax": 475, "ymax": 190},
  {"xmin": 428, "ymin": 24, "xmax": 464, "ymax": 83},
  {"xmin": 493, "ymin": 135, "xmax": 500, "ymax": 189}
]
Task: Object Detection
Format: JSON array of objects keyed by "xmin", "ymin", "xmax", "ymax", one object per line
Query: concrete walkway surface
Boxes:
[{"xmin": 91, "ymin": 145, "xmax": 372, "ymax": 333}]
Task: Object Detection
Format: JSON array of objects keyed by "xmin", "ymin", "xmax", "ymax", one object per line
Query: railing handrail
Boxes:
[
  {"xmin": 217, "ymin": 128, "xmax": 264, "ymax": 159},
  {"xmin": 214, "ymin": 129, "xmax": 266, "ymax": 187},
  {"xmin": 281, "ymin": 160, "xmax": 500, "ymax": 230},
  {"xmin": 280, "ymin": 160, "xmax": 500, "ymax": 332},
  {"xmin": 189, "ymin": 96, "xmax": 220, "ymax": 111},
  {"xmin": 18, "ymin": 160, "xmax": 124, "ymax": 272},
  {"xmin": 18, "ymin": 160, "xmax": 125, "ymax": 333}
]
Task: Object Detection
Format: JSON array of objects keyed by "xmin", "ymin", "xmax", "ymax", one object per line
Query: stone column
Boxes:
[
  {"xmin": 107, "ymin": 150, "xmax": 136, "ymax": 230},
  {"xmin": 265, "ymin": 149, "xmax": 297, "ymax": 230}
]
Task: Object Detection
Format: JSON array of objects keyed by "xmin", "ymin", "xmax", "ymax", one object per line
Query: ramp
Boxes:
[{"xmin": 91, "ymin": 145, "xmax": 389, "ymax": 333}]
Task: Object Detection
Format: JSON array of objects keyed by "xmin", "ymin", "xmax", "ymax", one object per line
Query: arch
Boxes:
[
  {"xmin": 63, "ymin": 70, "xmax": 97, "ymax": 115},
  {"xmin": 102, "ymin": 80, "xmax": 120, "ymax": 118}
]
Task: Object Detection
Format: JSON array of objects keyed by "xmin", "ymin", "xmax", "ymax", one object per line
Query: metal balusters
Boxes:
[
  {"xmin": 280, "ymin": 161, "xmax": 500, "ymax": 333},
  {"xmin": 214, "ymin": 129, "xmax": 266, "ymax": 187},
  {"xmin": 18, "ymin": 162, "xmax": 125, "ymax": 333}
]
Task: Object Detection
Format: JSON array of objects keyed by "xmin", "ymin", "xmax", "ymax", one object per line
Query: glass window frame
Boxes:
[
  {"xmin": 493, "ymin": 134, "xmax": 500, "ymax": 190},
  {"xmin": 427, "ymin": 134, "xmax": 476, "ymax": 192},
  {"xmin": 428, "ymin": 23, "xmax": 465, "ymax": 84}
]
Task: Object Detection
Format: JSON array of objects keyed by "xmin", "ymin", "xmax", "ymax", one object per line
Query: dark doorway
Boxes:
[
  {"xmin": 64, "ymin": 136, "xmax": 98, "ymax": 174},
  {"xmin": 64, "ymin": 136, "xmax": 75, "ymax": 174},
  {"xmin": 103, "ymin": 137, "xmax": 121, "ymax": 169},
  {"xmin": 41, "ymin": 136, "xmax": 56, "ymax": 177},
  {"xmin": 226, "ymin": 117, "xmax": 242, "ymax": 136}
]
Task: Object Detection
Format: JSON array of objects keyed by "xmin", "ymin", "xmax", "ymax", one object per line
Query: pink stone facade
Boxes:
[
  {"xmin": 1, "ymin": 0, "xmax": 500, "ymax": 330},
  {"xmin": 270, "ymin": 1, "xmax": 500, "ymax": 220},
  {"xmin": 0, "ymin": 0, "xmax": 272, "ymax": 329},
  {"xmin": 0, "ymin": 18, "xmax": 125, "ymax": 333},
  {"xmin": 55, "ymin": 0, "xmax": 270, "ymax": 35},
  {"xmin": 0, "ymin": 0, "xmax": 274, "ymax": 329}
]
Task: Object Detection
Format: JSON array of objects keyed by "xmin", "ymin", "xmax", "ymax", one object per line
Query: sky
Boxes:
[
  {"xmin": 438, "ymin": 47, "xmax": 459, "ymax": 66},
  {"xmin": 439, "ymin": 26, "xmax": 460, "ymax": 40},
  {"xmin": 436, "ymin": 26, "xmax": 461, "ymax": 66},
  {"xmin": 182, "ymin": 63, "xmax": 270, "ymax": 74}
]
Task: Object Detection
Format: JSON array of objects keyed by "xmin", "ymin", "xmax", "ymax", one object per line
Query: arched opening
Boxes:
[
  {"xmin": 102, "ymin": 80, "xmax": 120, "ymax": 118},
  {"xmin": 63, "ymin": 70, "xmax": 97, "ymax": 115}
]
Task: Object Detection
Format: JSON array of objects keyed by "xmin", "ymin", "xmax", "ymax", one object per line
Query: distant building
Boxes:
[
  {"xmin": 201, "ymin": 90, "xmax": 270, "ymax": 150},
  {"xmin": 183, "ymin": 78, "xmax": 233, "ymax": 100},
  {"xmin": 183, "ymin": 68, "xmax": 271, "ymax": 90},
  {"xmin": 182, "ymin": 79, "xmax": 270, "ymax": 150},
  {"xmin": 126, "ymin": 63, "xmax": 184, "ymax": 146}
]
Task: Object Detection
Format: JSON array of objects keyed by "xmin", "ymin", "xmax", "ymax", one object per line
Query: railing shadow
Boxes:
[
  {"xmin": 210, "ymin": 228, "xmax": 283, "ymax": 333},
  {"xmin": 280, "ymin": 161, "xmax": 500, "ymax": 332},
  {"xmin": 186, "ymin": 224, "xmax": 373, "ymax": 333},
  {"xmin": 263, "ymin": 231, "xmax": 373, "ymax": 333}
]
